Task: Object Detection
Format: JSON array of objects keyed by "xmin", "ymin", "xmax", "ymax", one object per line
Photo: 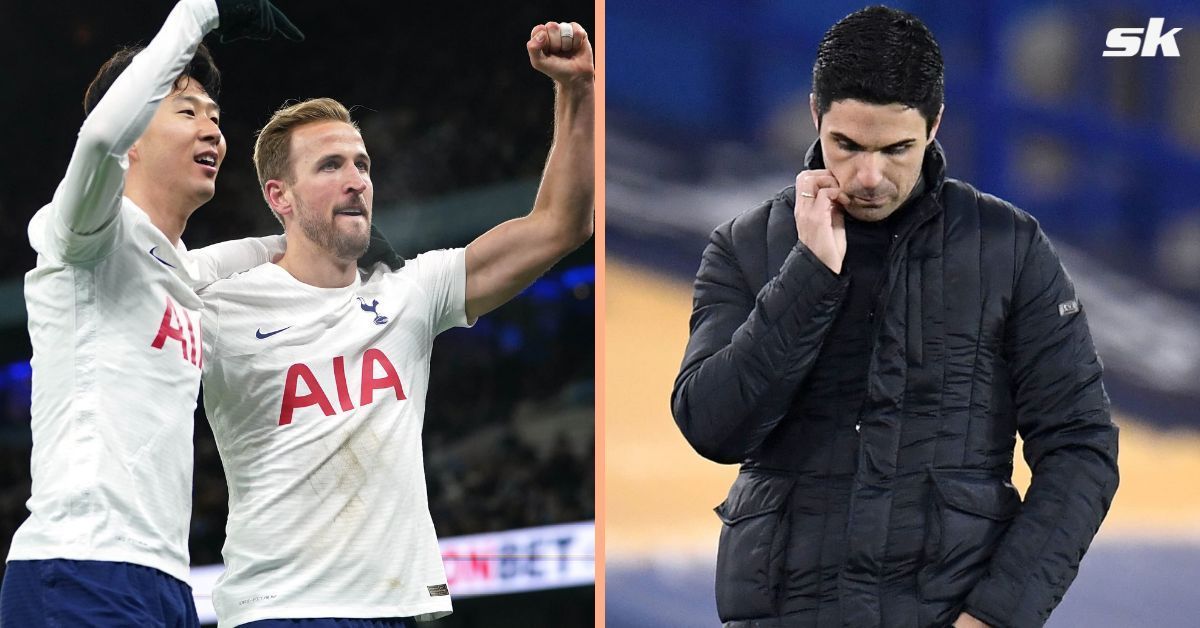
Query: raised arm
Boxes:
[
  {"xmin": 49, "ymin": 0, "xmax": 302, "ymax": 263},
  {"xmin": 51, "ymin": 0, "xmax": 219, "ymax": 260},
  {"xmin": 464, "ymin": 21, "xmax": 595, "ymax": 321}
]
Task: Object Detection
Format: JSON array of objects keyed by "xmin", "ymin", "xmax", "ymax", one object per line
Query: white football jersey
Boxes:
[
  {"xmin": 200, "ymin": 250, "xmax": 469, "ymax": 626},
  {"xmin": 14, "ymin": 201, "xmax": 210, "ymax": 582},
  {"xmin": 6, "ymin": 0, "xmax": 283, "ymax": 583}
]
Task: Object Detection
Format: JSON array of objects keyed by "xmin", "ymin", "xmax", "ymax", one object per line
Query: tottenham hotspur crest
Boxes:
[{"xmin": 357, "ymin": 297, "xmax": 389, "ymax": 325}]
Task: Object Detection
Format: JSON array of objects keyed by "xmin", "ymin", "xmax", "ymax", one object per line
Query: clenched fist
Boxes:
[
  {"xmin": 527, "ymin": 21, "xmax": 594, "ymax": 87},
  {"xmin": 794, "ymin": 169, "xmax": 850, "ymax": 274}
]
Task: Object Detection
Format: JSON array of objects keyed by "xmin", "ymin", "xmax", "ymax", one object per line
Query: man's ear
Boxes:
[
  {"xmin": 926, "ymin": 104, "xmax": 945, "ymax": 144},
  {"xmin": 264, "ymin": 180, "xmax": 293, "ymax": 219},
  {"xmin": 809, "ymin": 93, "xmax": 820, "ymax": 132}
]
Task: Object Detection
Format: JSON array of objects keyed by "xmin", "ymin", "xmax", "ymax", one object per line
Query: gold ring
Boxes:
[{"xmin": 799, "ymin": 191, "xmax": 816, "ymax": 198}]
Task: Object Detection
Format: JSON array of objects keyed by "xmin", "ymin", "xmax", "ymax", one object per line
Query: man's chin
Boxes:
[
  {"xmin": 337, "ymin": 220, "xmax": 370, "ymax": 240},
  {"xmin": 845, "ymin": 203, "xmax": 899, "ymax": 222},
  {"xmin": 191, "ymin": 184, "xmax": 217, "ymax": 208},
  {"xmin": 332, "ymin": 234, "xmax": 371, "ymax": 261}
]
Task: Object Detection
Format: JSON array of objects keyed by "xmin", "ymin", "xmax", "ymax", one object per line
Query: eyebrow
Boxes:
[
  {"xmin": 830, "ymin": 131, "xmax": 916, "ymax": 151},
  {"xmin": 316, "ymin": 151, "xmax": 371, "ymax": 164}
]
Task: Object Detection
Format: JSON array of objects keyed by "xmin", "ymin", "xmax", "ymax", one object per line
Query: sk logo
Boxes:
[
  {"xmin": 357, "ymin": 297, "xmax": 389, "ymax": 325},
  {"xmin": 1104, "ymin": 18, "xmax": 1182, "ymax": 57}
]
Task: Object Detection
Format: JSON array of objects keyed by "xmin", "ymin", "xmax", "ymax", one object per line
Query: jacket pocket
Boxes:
[
  {"xmin": 713, "ymin": 471, "xmax": 795, "ymax": 622},
  {"xmin": 918, "ymin": 472, "xmax": 1021, "ymax": 625}
]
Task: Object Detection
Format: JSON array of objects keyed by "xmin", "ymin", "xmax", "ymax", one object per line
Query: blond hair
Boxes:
[{"xmin": 253, "ymin": 97, "xmax": 359, "ymax": 223}]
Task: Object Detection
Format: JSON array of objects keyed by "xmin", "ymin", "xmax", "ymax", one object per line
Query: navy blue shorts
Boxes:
[
  {"xmin": 242, "ymin": 620, "xmax": 409, "ymax": 628},
  {"xmin": 0, "ymin": 559, "xmax": 199, "ymax": 627}
]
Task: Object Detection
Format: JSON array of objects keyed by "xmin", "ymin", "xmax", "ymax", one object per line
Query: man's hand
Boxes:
[
  {"xmin": 526, "ymin": 22, "xmax": 594, "ymax": 87},
  {"xmin": 794, "ymin": 170, "xmax": 849, "ymax": 274},
  {"xmin": 953, "ymin": 611, "xmax": 991, "ymax": 628},
  {"xmin": 215, "ymin": 0, "xmax": 304, "ymax": 43}
]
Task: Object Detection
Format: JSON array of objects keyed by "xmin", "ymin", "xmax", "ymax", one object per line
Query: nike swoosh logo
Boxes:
[
  {"xmin": 255, "ymin": 327, "xmax": 291, "ymax": 339},
  {"xmin": 148, "ymin": 246, "xmax": 176, "ymax": 268}
]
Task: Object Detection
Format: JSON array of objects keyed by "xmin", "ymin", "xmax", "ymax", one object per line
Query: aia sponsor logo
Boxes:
[
  {"xmin": 278, "ymin": 347, "xmax": 406, "ymax": 425},
  {"xmin": 150, "ymin": 296, "xmax": 201, "ymax": 367},
  {"xmin": 1104, "ymin": 18, "xmax": 1182, "ymax": 57}
]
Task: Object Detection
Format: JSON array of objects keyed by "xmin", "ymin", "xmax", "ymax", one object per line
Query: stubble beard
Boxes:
[
  {"xmin": 295, "ymin": 199, "xmax": 371, "ymax": 261},
  {"xmin": 843, "ymin": 182, "xmax": 904, "ymax": 222}
]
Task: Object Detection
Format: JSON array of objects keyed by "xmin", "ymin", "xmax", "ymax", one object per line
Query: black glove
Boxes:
[
  {"xmin": 359, "ymin": 224, "xmax": 405, "ymax": 271},
  {"xmin": 215, "ymin": 0, "xmax": 305, "ymax": 43}
]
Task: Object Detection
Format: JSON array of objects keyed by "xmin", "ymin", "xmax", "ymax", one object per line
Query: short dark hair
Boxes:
[
  {"xmin": 812, "ymin": 5, "xmax": 944, "ymax": 134},
  {"xmin": 83, "ymin": 42, "xmax": 221, "ymax": 115}
]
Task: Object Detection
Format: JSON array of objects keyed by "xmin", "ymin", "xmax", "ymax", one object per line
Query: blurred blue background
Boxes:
[
  {"xmin": 604, "ymin": 1, "xmax": 1200, "ymax": 626},
  {"xmin": 609, "ymin": 0, "xmax": 1200, "ymax": 291}
]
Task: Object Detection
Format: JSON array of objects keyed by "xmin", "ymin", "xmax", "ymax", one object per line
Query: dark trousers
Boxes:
[{"xmin": 0, "ymin": 559, "xmax": 200, "ymax": 627}]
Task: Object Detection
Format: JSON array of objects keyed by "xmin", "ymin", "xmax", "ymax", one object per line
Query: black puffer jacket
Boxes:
[{"xmin": 671, "ymin": 142, "xmax": 1119, "ymax": 628}]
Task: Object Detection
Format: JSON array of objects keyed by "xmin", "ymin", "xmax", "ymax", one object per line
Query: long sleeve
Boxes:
[
  {"xmin": 185, "ymin": 234, "xmax": 285, "ymax": 288},
  {"xmin": 964, "ymin": 227, "xmax": 1120, "ymax": 627},
  {"xmin": 671, "ymin": 219, "xmax": 848, "ymax": 463},
  {"xmin": 46, "ymin": 0, "xmax": 219, "ymax": 263}
]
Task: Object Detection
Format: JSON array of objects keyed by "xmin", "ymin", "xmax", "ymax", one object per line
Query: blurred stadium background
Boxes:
[
  {"xmin": 605, "ymin": 0, "xmax": 1200, "ymax": 626},
  {"xmin": 0, "ymin": 2, "xmax": 594, "ymax": 626}
]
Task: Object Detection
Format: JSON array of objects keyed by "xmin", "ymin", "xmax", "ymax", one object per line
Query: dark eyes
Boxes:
[
  {"xmin": 326, "ymin": 161, "xmax": 369, "ymax": 171},
  {"xmin": 319, "ymin": 160, "xmax": 371, "ymax": 173},
  {"xmin": 323, "ymin": 161, "xmax": 368, "ymax": 170},
  {"xmin": 837, "ymin": 141, "xmax": 909, "ymax": 155},
  {"xmin": 179, "ymin": 109, "xmax": 220, "ymax": 125}
]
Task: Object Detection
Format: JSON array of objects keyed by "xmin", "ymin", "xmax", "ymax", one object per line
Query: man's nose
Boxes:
[
  {"xmin": 344, "ymin": 168, "xmax": 368, "ymax": 194},
  {"xmin": 856, "ymin": 152, "xmax": 884, "ymax": 190},
  {"xmin": 198, "ymin": 118, "xmax": 221, "ymax": 144}
]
